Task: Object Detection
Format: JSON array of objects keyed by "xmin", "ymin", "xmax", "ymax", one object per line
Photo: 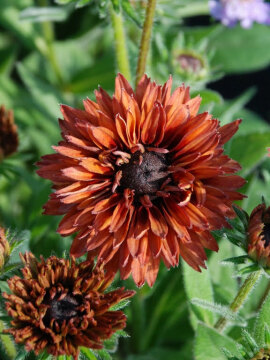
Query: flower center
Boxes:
[
  {"xmin": 263, "ymin": 223, "xmax": 270, "ymax": 248},
  {"xmin": 178, "ymin": 54, "xmax": 202, "ymax": 73},
  {"xmin": 50, "ymin": 294, "xmax": 80, "ymax": 322},
  {"xmin": 119, "ymin": 151, "xmax": 169, "ymax": 196}
]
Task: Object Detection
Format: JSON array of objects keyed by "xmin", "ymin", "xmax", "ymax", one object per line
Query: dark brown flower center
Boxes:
[
  {"xmin": 262, "ymin": 223, "xmax": 270, "ymax": 248},
  {"xmin": 119, "ymin": 151, "xmax": 169, "ymax": 196},
  {"xmin": 49, "ymin": 294, "xmax": 80, "ymax": 322}
]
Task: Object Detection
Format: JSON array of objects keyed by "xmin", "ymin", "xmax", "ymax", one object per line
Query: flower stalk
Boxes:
[
  {"xmin": 38, "ymin": 0, "xmax": 64, "ymax": 85},
  {"xmin": 214, "ymin": 269, "xmax": 263, "ymax": 332},
  {"xmin": 135, "ymin": 0, "xmax": 157, "ymax": 87},
  {"xmin": 110, "ymin": 4, "xmax": 131, "ymax": 82}
]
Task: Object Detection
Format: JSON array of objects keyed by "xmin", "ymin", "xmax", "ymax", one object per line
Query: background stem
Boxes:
[
  {"xmin": 135, "ymin": 0, "xmax": 157, "ymax": 87},
  {"xmin": 214, "ymin": 270, "xmax": 263, "ymax": 332},
  {"xmin": 38, "ymin": 0, "xmax": 64, "ymax": 85},
  {"xmin": 110, "ymin": 5, "xmax": 131, "ymax": 82}
]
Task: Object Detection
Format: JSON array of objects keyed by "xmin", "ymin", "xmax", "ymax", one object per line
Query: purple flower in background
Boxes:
[{"xmin": 209, "ymin": 0, "xmax": 270, "ymax": 28}]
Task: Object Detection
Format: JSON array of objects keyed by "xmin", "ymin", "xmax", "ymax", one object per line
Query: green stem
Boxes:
[
  {"xmin": 38, "ymin": 0, "xmax": 64, "ymax": 85},
  {"xmin": 135, "ymin": 0, "xmax": 157, "ymax": 87},
  {"xmin": 109, "ymin": 5, "xmax": 131, "ymax": 82},
  {"xmin": 0, "ymin": 320, "xmax": 17, "ymax": 359},
  {"xmin": 214, "ymin": 270, "xmax": 263, "ymax": 332}
]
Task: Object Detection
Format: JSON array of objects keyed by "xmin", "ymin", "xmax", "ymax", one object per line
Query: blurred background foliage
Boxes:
[{"xmin": 0, "ymin": 0, "xmax": 270, "ymax": 359}]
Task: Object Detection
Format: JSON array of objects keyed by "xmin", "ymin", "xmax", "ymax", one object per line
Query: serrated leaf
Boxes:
[
  {"xmin": 194, "ymin": 323, "xmax": 240, "ymax": 360},
  {"xmin": 20, "ymin": 7, "xmax": 70, "ymax": 23},
  {"xmin": 76, "ymin": 0, "xmax": 94, "ymax": 8},
  {"xmin": 191, "ymin": 299, "xmax": 247, "ymax": 327},
  {"xmin": 182, "ymin": 259, "xmax": 215, "ymax": 329}
]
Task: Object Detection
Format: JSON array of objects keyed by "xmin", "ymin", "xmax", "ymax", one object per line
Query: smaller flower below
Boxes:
[
  {"xmin": 209, "ymin": 0, "xmax": 270, "ymax": 28},
  {"xmin": 0, "ymin": 227, "xmax": 10, "ymax": 270},
  {"xmin": 3, "ymin": 253, "xmax": 134, "ymax": 359},
  {"xmin": 248, "ymin": 203, "xmax": 270, "ymax": 267},
  {"xmin": 0, "ymin": 105, "xmax": 19, "ymax": 160}
]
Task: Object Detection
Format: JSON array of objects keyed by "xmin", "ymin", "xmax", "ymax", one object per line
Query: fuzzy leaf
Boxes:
[
  {"xmin": 194, "ymin": 323, "xmax": 240, "ymax": 360},
  {"xmin": 182, "ymin": 260, "xmax": 215, "ymax": 329},
  {"xmin": 254, "ymin": 292, "xmax": 270, "ymax": 347}
]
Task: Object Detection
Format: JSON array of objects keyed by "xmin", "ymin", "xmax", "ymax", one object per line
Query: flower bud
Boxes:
[
  {"xmin": 0, "ymin": 105, "xmax": 19, "ymax": 161},
  {"xmin": 248, "ymin": 203, "xmax": 270, "ymax": 267},
  {"xmin": 0, "ymin": 227, "xmax": 10, "ymax": 269}
]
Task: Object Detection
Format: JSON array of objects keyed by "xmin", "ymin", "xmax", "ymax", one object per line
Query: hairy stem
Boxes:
[
  {"xmin": 110, "ymin": 5, "xmax": 131, "ymax": 82},
  {"xmin": 135, "ymin": 0, "xmax": 157, "ymax": 87},
  {"xmin": 214, "ymin": 270, "xmax": 263, "ymax": 332}
]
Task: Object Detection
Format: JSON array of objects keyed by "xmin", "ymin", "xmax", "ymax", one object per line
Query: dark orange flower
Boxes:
[
  {"xmin": 3, "ymin": 253, "xmax": 134, "ymax": 359},
  {"xmin": 0, "ymin": 227, "xmax": 10, "ymax": 269},
  {"xmin": 37, "ymin": 74, "xmax": 245, "ymax": 286},
  {"xmin": 248, "ymin": 203, "xmax": 270, "ymax": 267},
  {"xmin": 0, "ymin": 105, "xmax": 18, "ymax": 160}
]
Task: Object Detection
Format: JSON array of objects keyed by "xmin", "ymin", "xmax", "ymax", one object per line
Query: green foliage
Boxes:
[
  {"xmin": 194, "ymin": 323, "xmax": 239, "ymax": 360},
  {"xmin": 182, "ymin": 260, "xmax": 215, "ymax": 329}
]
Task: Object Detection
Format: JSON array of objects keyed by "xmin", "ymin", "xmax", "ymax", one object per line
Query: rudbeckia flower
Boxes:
[
  {"xmin": 3, "ymin": 253, "xmax": 134, "ymax": 359},
  {"xmin": 37, "ymin": 74, "xmax": 245, "ymax": 286}
]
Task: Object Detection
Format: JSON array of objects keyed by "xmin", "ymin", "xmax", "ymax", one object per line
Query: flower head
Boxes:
[
  {"xmin": 0, "ymin": 105, "xmax": 19, "ymax": 160},
  {"xmin": 3, "ymin": 253, "xmax": 134, "ymax": 359},
  {"xmin": 37, "ymin": 74, "xmax": 245, "ymax": 287},
  {"xmin": 0, "ymin": 227, "xmax": 10, "ymax": 269},
  {"xmin": 209, "ymin": 0, "xmax": 270, "ymax": 28},
  {"xmin": 248, "ymin": 203, "xmax": 270, "ymax": 267}
]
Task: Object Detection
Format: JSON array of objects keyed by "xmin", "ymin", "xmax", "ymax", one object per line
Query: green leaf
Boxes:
[
  {"xmin": 109, "ymin": 299, "xmax": 131, "ymax": 311},
  {"xmin": 222, "ymin": 255, "xmax": 250, "ymax": 265},
  {"xmin": 76, "ymin": 0, "xmax": 94, "ymax": 8},
  {"xmin": 229, "ymin": 132, "xmax": 270, "ymax": 177},
  {"xmin": 194, "ymin": 323, "xmax": 240, "ymax": 360},
  {"xmin": 193, "ymin": 89, "xmax": 223, "ymax": 106},
  {"xmin": 110, "ymin": 0, "xmax": 120, "ymax": 12},
  {"xmin": 210, "ymin": 24, "xmax": 270, "ymax": 74},
  {"xmin": 20, "ymin": 6, "xmax": 70, "ymax": 23},
  {"xmin": 254, "ymin": 292, "xmax": 270, "ymax": 347},
  {"xmin": 122, "ymin": 0, "xmax": 143, "ymax": 27},
  {"xmin": 80, "ymin": 348, "xmax": 98, "ymax": 360},
  {"xmin": 17, "ymin": 62, "xmax": 63, "ymax": 121},
  {"xmin": 182, "ymin": 259, "xmax": 215, "ymax": 329}
]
